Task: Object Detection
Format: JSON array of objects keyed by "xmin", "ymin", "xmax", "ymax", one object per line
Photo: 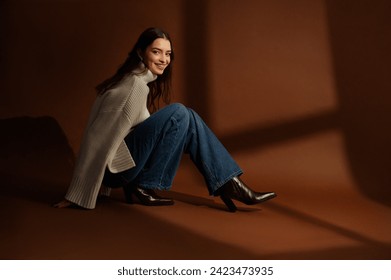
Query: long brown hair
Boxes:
[{"xmin": 95, "ymin": 27, "xmax": 174, "ymax": 112}]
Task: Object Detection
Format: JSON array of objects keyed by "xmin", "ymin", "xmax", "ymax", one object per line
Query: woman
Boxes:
[{"xmin": 54, "ymin": 27, "xmax": 276, "ymax": 212}]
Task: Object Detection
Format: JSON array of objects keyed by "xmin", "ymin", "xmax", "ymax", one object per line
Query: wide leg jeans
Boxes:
[{"xmin": 103, "ymin": 103, "xmax": 242, "ymax": 195}]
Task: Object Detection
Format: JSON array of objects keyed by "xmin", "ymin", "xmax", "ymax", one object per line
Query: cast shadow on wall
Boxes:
[
  {"xmin": 184, "ymin": 0, "xmax": 391, "ymax": 207},
  {"xmin": 325, "ymin": 0, "xmax": 391, "ymax": 207},
  {"xmin": 0, "ymin": 116, "xmax": 75, "ymax": 204}
]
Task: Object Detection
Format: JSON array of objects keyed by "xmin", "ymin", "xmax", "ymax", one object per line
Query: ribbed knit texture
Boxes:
[{"xmin": 65, "ymin": 66, "xmax": 157, "ymax": 209}]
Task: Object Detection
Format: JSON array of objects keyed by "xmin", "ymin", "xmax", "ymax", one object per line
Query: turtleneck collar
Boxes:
[{"xmin": 132, "ymin": 63, "xmax": 158, "ymax": 84}]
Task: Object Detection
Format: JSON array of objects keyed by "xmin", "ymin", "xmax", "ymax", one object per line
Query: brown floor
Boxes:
[{"xmin": 1, "ymin": 118, "xmax": 391, "ymax": 260}]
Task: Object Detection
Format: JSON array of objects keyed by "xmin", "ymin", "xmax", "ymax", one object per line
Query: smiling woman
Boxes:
[
  {"xmin": 95, "ymin": 28, "xmax": 175, "ymax": 113},
  {"xmin": 53, "ymin": 27, "xmax": 276, "ymax": 212},
  {"xmin": 142, "ymin": 38, "xmax": 172, "ymax": 75}
]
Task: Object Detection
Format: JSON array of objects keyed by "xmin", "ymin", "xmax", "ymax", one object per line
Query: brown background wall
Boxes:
[{"xmin": 1, "ymin": 0, "xmax": 390, "ymax": 205}]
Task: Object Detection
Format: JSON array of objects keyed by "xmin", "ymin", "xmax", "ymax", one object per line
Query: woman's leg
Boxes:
[
  {"xmin": 133, "ymin": 104, "xmax": 244, "ymax": 194},
  {"xmin": 105, "ymin": 103, "xmax": 275, "ymax": 210},
  {"xmin": 183, "ymin": 108, "xmax": 243, "ymax": 194},
  {"xmin": 110, "ymin": 103, "xmax": 191, "ymax": 189},
  {"xmin": 110, "ymin": 103, "xmax": 241, "ymax": 193}
]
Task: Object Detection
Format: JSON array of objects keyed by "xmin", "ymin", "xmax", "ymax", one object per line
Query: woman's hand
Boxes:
[{"xmin": 53, "ymin": 199, "xmax": 74, "ymax": 208}]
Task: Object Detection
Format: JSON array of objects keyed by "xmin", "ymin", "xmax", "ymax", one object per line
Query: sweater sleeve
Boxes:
[
  {"xmin": 65, "ymin": 74, "xmax": 151, "ymax": 209},
  {"xmin": 65, "ymin": 110, "xmax": 130, "ymax": 209}
]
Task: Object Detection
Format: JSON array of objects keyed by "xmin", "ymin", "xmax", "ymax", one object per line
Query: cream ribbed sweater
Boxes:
[{"xmin": 65, "ymin": 67, "xmax": 157, "ymax": 209}]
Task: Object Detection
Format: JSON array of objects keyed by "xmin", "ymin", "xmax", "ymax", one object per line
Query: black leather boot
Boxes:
[
  {"xmin": 216, "ymin": 177, "xmax": 276, "ymax": 212},
  {"xmin": 123, "ymin": 185, "xmax": 174, "ymax": 206}
]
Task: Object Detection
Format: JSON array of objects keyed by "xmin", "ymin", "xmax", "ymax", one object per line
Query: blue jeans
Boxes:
[{"xmin": 103, "ymin": 103, "xmax": 242, "ymax": 195}]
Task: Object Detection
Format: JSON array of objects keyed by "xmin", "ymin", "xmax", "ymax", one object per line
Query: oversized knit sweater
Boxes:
[{"xmin": 65, "ymin": 67, "xmax": 157, "ymax": 209}]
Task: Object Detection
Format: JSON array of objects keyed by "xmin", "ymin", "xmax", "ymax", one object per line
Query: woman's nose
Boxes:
[{"xmin": 159, "ymin": 55, "xmax": 167, "ymax": 63}]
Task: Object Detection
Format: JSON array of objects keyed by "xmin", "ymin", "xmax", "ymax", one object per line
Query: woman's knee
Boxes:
[
  {"xmin": 167, "ymin": 102, "xmax": 186, "ymax": 111},
  {"xmin": 167, "ymin": 103, "xmax": 189, "ymax": 118},
  {"xmin": 168, "ymin": 103, "xmax": 191, "ymax": 130}
]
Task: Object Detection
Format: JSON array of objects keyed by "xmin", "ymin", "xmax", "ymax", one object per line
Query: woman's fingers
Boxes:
[{"xmin": 53, "ymin": 199, "xmax": 73, "ymax": 208}]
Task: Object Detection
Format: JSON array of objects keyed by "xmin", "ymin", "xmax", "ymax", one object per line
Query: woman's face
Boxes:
[{"xmin": 143, "ymin": 38, "xmax": 172, "ymax": 75}]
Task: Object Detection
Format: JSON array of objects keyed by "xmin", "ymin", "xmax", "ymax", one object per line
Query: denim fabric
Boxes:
[{"xmin": 102, "ymin": 103, "xmax": 242, "ymax": 194}]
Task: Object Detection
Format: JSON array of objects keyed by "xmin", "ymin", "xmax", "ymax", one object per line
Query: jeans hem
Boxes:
[
  {"xmin": 138, "ymin": 183, "xmax": 172, "ymax": 191},
  {"xmin": 210, "ymin": 169, "xmax": 243, "ymax": 196}
]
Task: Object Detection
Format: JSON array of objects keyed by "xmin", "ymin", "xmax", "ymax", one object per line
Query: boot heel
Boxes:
[
  {"xmin": 123, "ymin": 187, "xmax": 134, "ymax": 204},
  {"xmin": 220, "ymin": 194, "xmax": 237, "ymax": 212}
]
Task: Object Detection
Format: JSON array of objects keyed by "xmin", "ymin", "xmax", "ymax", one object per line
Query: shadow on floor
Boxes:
[{"xmin": 1, "ymin": 116, "xmax": 390, "ymax": 260}]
